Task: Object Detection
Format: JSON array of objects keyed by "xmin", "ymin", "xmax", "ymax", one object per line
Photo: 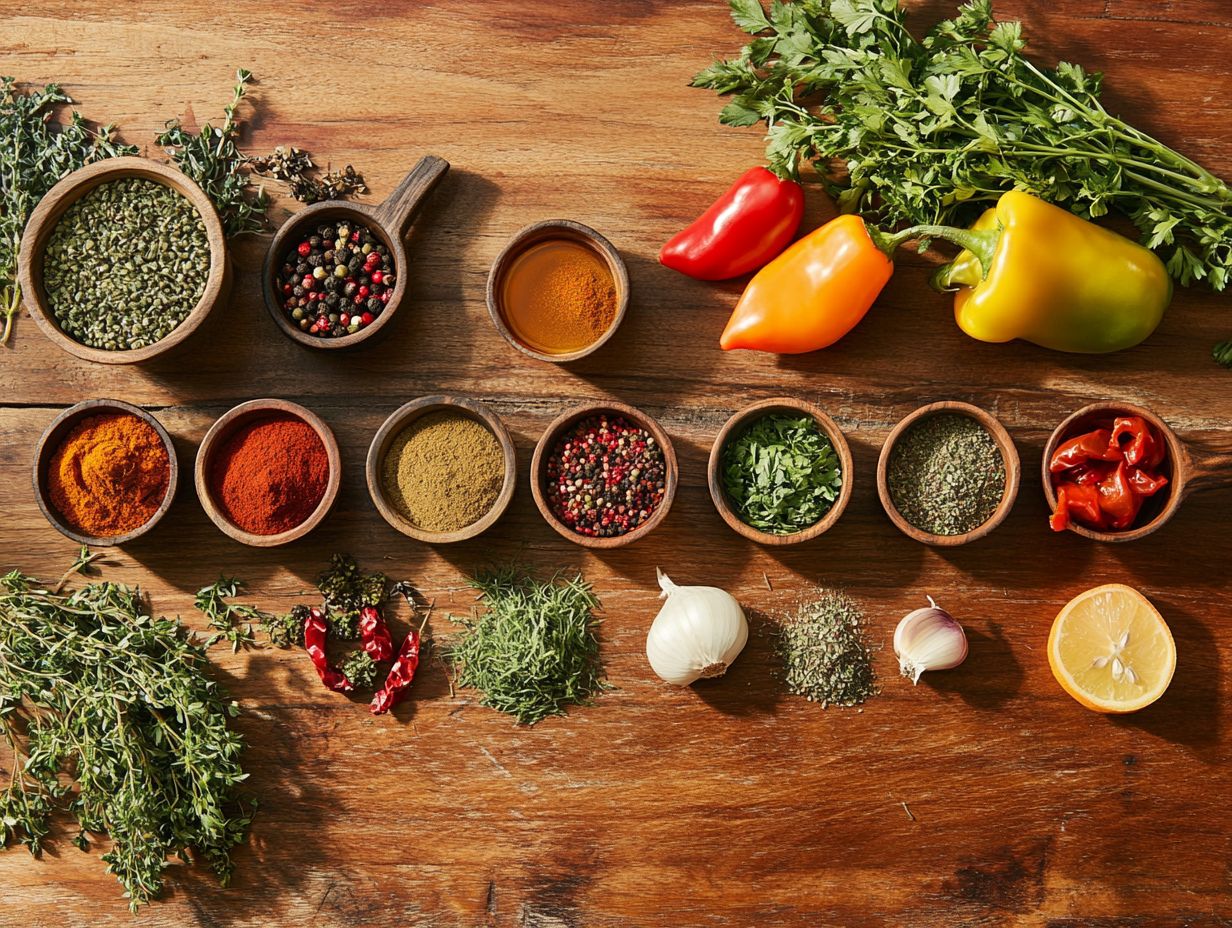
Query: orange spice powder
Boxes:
[
  {"xmin": 47, "ymin": 412, "xmax": 170, "ymax": 537},
  {"xmin": 500, "ymin": 239, "xmax": 617, "ymax": 354}
]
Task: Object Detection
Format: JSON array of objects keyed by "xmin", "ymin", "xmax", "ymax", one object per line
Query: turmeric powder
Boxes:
[
  {"xmin": 500, "ymin": 238, "xmax": 618, "ymax": 354},
  {"xmin": 47, "ymin": 412, "xmax": 170, "ymax": 537}
]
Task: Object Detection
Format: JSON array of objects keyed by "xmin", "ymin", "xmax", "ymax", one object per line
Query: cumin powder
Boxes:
[{"xmin": 382, "ymin": 412, "xmax": 504, "ymax": 532}]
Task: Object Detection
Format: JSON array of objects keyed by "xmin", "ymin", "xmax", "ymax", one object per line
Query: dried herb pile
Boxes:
[
  {"xmin": 0, "ymin": 571, "xmax": 253, "ymax": 911},
  {"xmin": 778, "ymin": 590, "xmax": 877, "ymax": 707},
  {"xmin": 451, "ymin": 569, "xmax": 606, "ymax": 725}
]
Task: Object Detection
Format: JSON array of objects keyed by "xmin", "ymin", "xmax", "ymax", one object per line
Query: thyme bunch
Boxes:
[
  {"xmin": 0, "ymin": 78, "xmax": 135, "ymax": 343},
  {"xmin": 693, "ymin": 0, "xmax": 1232, "ymax": 289},
  {"xmin": 450, "ymin": 569, "xmax": 606, "ymax": 726},
  {"xmin": 0, "ymin": 572, "xmax": 253, "ymax": 911}
]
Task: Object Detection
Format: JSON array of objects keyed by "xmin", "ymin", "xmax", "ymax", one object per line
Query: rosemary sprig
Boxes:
[{"xmin": 0, "ymin": 571, "xmax": 253, "ymax": 911}]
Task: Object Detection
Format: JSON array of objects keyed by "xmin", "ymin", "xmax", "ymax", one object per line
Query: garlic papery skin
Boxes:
[
  {"xmin": 646, "ymin": 569, "xmax": 748, "ymax": 686},
  {"xmin": 894, "ymin": 597, "xmax": 968, "ymax": 685}
]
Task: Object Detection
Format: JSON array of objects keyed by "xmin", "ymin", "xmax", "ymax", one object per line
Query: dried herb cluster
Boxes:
[
  {"xmin": 0, "ymin": 572, "xmax": 253, "ymax": 911},
  {"xmin": 778, "ymin": 591, "xmax": 877, "ymax": 708},
  {"xmin": 248, "ymin": 145, "xmax": 368, "ymax": 204}
]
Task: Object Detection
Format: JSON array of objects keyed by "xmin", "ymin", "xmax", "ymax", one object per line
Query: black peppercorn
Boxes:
[
  {"xmin": 344, "ymin": 282, "xmax": 357, "ymax": 297},
  {"xmin": 292, "ymin": 285, "xmax": 305, "ymax": 297},
  {"xmin": 296, "ymin": 262, "xmax": 309, "ymax": 275},
  {"xmin": 366, "ymin": 297, "xmax": 381, "ymax": 312}
]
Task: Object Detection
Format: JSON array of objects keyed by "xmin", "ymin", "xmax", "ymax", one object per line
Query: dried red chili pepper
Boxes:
[
  {"xmin": 304, "ymin": 607, "xmax": 353, "ymax": 692},
  {"xmin": 359, "ymin": 604, "xmax": 393, "ymax": 661},
  {"xmin": 370, "ymin": 628, "xmax": 421, "ymax": 715}
]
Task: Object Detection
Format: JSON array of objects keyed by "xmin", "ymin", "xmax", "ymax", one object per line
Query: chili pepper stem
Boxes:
[{"xmin": 870, "ymin": 222, "xmax": 1003, "ymax": 291}]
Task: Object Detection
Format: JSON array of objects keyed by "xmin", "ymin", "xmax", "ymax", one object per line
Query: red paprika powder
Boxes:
[{"xmin": 209, "ymin": 413, "xmax": 328, "ymax": 535}]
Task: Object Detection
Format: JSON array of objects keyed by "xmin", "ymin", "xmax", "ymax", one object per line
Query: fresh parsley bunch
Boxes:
[{"xmin": 693, "ymin": 0, "xmax": 1232, "ymax": 290}]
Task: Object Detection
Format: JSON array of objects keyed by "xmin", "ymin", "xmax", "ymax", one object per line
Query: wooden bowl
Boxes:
[
  {"xmin": 32, "ymin": 398, "xmax": 179, "ymax": 546},
  {"xmin": 262, "ymin": 155, "xmax": 449, "ymax": 350},
  {"xmin": 707, "ymin": 398, "xmax": 854, "ymax": 545},
  {"xmin": 531, "ymin": 401, "xmax": 677, "ymax": 548},
  {"xmin": 486, "ymin": 219, "xmax": 630, "ymax": 363},
  {"xmin": 194, "ymin": 399, "xmax": 341, "ymax": 547},
  {"xmin": 17, "ymin": 156, "xmax": 230, "ymax": 364},
  {"xmin": 366, "ymin": 394, "xmax": 517, "ymax": 543},
  {"xmin": 877, "ymin": 401, "xmax": 1021, "ymax": 546},
  {"xmin": 1043, "ymin": 401, "xmax": 1232, "ymax": 542}
]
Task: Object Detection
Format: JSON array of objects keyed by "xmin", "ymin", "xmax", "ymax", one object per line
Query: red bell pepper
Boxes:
[
  {"xmin": 1048, "ymin": 429, "xmax": 1119, "ymax": 472},
  {"xmin": 659, "ymin": 167, "xmax": 804, "ymax": 281}
]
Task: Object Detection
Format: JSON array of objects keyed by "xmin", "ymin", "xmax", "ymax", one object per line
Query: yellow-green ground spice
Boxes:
[{"xmin": 382, "ymin": 411, "xmax": 504, "ymax": 532}]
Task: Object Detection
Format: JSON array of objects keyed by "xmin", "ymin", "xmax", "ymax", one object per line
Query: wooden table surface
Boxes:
[{"xmin": 2, "ymin": 2, "xmax": 1231, "ymax": 926}]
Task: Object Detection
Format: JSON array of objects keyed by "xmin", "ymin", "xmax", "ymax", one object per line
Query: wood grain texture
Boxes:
[{"xmin": 1, "ymin": 2, "xmax": 1230, "ymax": 926}]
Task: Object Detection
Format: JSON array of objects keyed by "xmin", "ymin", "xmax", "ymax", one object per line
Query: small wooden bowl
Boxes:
[
  {"xmin": 531, "ymin": 401, "xmax": 677, "ymax": 548},
  {"xmin": 195, "ymin": 399, "xmax": 341, "ymax": 547},
  {"xmin": 366, "ymin": 395, "xmax": 517, "ymax": 543},
  {"xmin": 1043, "ymin": 401, "xmax": 1232, "ymax": 542},
  {"xmin": 877, "ymin": 401, "xmax": 1021, "ymax": 546},
  {"xmin": 32, "ymin": 399, "xmax": 179, "ymax": 546},
  {"xmin": 18, "ymin": 156, "xmax": 230, "ymax": 365},
  {"xmin": 486, "ymin": 219, "xmax": 630, "ymax": 363},
  {"xmin": 263, "ymin": 155, "xmax": 449, "ymax": 350},
  {"xmin": 707, "ymin": 398, "xmax": 854, "ymax": 545}
]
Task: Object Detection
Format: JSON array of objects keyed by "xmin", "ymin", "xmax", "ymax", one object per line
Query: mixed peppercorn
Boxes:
[
  {"xmin": 544, "ymin": 414, "xmax": 667, "ymax": 538},
  {"xmin": 276, "ymin": 220, "xmax": 395, "ymax": 337}
]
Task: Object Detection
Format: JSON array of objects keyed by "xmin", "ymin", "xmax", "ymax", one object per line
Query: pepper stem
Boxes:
[{"xmin": 876, "ymin": 223, "xmax": 1003, "ymax": 291}]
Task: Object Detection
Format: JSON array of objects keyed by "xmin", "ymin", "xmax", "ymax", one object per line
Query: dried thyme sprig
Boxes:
[
  {"xmin": 0, "ymin": 571, "xmax": 254, "ymax": 912},
  {"xmin": 0, "ymin": 78, "xmax": 135, "ymax": 344},
  {"xmin": 450, "ymin": 568, "xmax": 606, "ymax": 726},
  {"xmin": 155, "ymin": 68, "xmax": 269, "ymax": 237}
]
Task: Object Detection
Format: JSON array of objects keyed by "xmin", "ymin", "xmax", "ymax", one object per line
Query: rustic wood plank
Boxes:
[{"xmin": 1, "ymin": 2, "xmax": 1231, "ymax": 926}]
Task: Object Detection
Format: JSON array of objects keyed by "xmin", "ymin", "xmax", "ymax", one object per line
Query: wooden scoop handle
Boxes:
[
  {"xmin": 374, "ymin": 155, "xmax": 450, "ymax": 239},
  {"xmin": 1182, "ymin": 434, "xmax": 1232, "ymax": 497}
]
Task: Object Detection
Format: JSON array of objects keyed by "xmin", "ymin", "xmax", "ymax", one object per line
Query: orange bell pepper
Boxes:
[{"xmin": 719, "ymin": 214, "xmax": 893, "ymax": 353}]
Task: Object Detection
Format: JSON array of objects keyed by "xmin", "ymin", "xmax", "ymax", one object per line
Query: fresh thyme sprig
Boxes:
[
  {"xmin": 693, "ymin": 0, "xmax": 1232, "ymax": 289},
  {"xmin": 195, "ymin": 576, "xmax": 265, "ymax": 651},
  {"xmin": 0, "ymin": 572, "xmax": 254, "ymax": 911},
  {"xmin": 0, "ymin": 78, "xmax": 135, "ymax": 344},
  {"xmin": 155, "ymin": 69, "xmax": 269, "ymax": 237}
]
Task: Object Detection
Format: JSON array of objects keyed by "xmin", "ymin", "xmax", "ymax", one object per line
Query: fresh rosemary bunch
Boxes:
[
  {"xmin": 450, "ymin": 568, "xmax": 606, "ymax": 726},
  {"xmin": 693, "ymin": 0, "xmax": 1232, "ymax": 289},
  {"xmin": 155, "ymin": 68, "xmax": 269, "ymax": 237},
  {"xmin": 0, "ymin": 79, "xmax": 135, "ymax": 344},
  {"xmin": 0, "ymin": 572, "xmax": 253, "ymax": 911}
]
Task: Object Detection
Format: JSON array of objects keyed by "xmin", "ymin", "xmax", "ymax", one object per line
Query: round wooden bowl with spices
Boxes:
[
  {"xmin": 1041, "ymin": 401, "xmax": 1232, "ymax": 543},
  {"xmin": 32, "ymin": 398, "xmax": 179, "ymax": 546},
  {"xmin": 194, "ymin": 399, "xmax": 341, "ymax": 547},
  {"xmin": 708, "ymin": 397, "xmax": 855, "ymax": 546},
  {"xmin": 486, "ymin": 219, "xmax": 630, "ymax": 363},
  {"xmin": 531, "ymin": 401, "xmax": 678, "ymax": 549},
  {"xmin": 18, "ymin": 156, "xmax": 230, "ymax": 365},
  {"xmin": 876, "ymin": 400, "xmax": 1021, "ymax": 547},
  {"xmin": 366, "ymin": 394, "xmax": 518, "ymax": 544},
  {"xmin": 262, "ymin": 155, "xmax": 449, "ymax": 350}
]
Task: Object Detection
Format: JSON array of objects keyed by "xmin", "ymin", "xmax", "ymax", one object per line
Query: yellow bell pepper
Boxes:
[{"xmin": 921, "ymin": 191, "xmax": 1172, "ymax": 353}]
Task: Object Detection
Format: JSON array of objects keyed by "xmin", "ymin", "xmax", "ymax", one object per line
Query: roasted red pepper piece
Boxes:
[
  {"xmin": 370, "ymin": 628, "xmax": 421, "ymax": 715},
  {"xmin": 1096, "ymin": 462, "xmax": 1144, "ymax": 530},
  {"xmin": 1049, "ymin": 483, "xmax": 1106, "ymax": 532},
  {"xmin": 359, "ymin": 604, "xmax": 393, "ymax": 661},
  {"xmin": 1128, "ymin": 467, "xmax": 1169, "ymax": 497},
  {"xmin": 659, "ymin": 167, "xmax": 804, "ymax": 281},
  {"xmin": 1111, "ymin": 416, "xmax": 1164, "ymax": 469},
  {"xmin": 304, "ymin": 607, "xmax": 353, "ymax": 692},
  {"xmin": 1049, "ymin": 429, "xmax": 1118, "ymax": 472}
]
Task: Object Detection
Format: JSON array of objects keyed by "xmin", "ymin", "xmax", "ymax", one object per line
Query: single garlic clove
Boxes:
[{"xmin": 894, "ymin": 599, "xmax": 968, "ymax": 685}]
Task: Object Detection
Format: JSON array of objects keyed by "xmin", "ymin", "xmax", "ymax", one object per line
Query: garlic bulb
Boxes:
[
  {"xmin": 646, "ymin": 569, "xmax": 748, "ymax": 686},
  {"xmin": 894, "ymin": 597, "xmax": 968, "ymax": 684}
]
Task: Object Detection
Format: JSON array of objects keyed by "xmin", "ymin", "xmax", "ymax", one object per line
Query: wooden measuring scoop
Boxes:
[
  {"xmin": 262, "ymin": 155, "xmax": 449, "ymax": 349},
  {"xmin": 1043, "ymin": 401, "xmax": 1232, "ymax": 542}
]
